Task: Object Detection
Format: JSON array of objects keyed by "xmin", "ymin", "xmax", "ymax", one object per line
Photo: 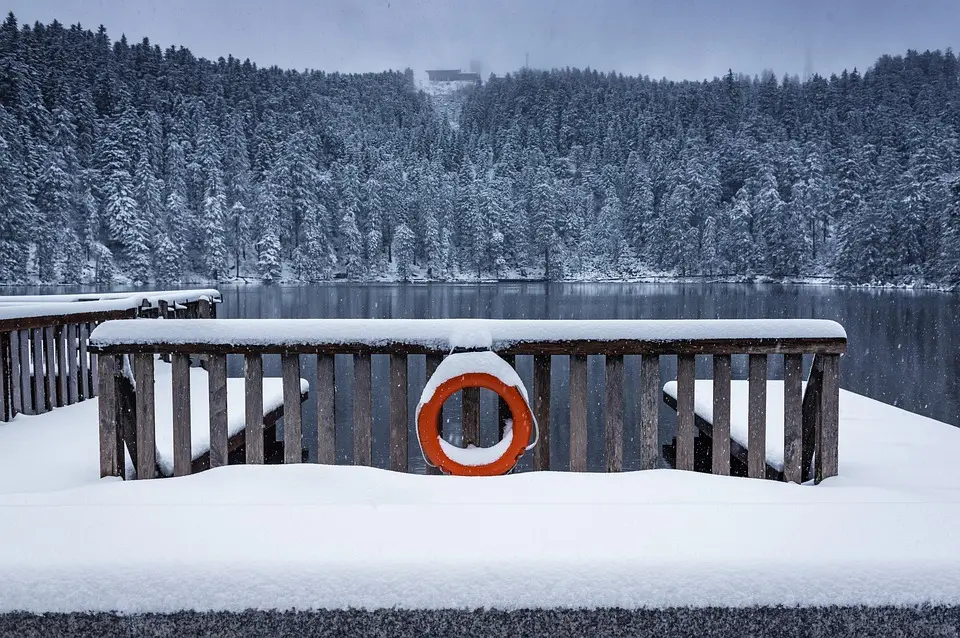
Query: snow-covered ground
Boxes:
[{"xmin": 0, "ymin": 386, "xmax": 958, "ymax": 612}]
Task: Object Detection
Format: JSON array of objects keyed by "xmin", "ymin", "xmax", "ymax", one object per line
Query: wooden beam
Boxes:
[
  {"xmin": 31, "ymin": 328, "xmax": 45, "ymax": 413},
  {"xmin": 353, "ymin": 353, "xmax": 372, "ymax": 466},
  {"xmin": 389, "ymin": 354, "xmax": 408, "ymax": 472},
  {"xmin": 172, "ymin": 353, "xmax": 193, "ymax": 477},
  {"xmin": 801, "ymin": 355, "xmax": 824, "ymax": 483},
  {"xmin": 639, "ymin": 354, "xmax": 659, "ymax": 470},
  {"xmin": 711, "ymin": 355, "xmax": 732, "ymax": 476},
  {"xmin": 783, "ymin": 353, "xmax": 803, "ymax": 484},
  {"xmin": 282, "ymin": 353, "xmax": 303, "ymax": 464},
  {"xmin": 533, "ymin": 354, "xmax": 551, "ymax": 471},
  {"xmin": 676, "ymin": 354, "xmax": 696, "ymax": 472},
  {"xmin": 88, "ymin": 323, "xmax": 99, "ymax": 397},
  {"xmin": 97, "ymin": 354, "xmax": 121, "ymax": 478},
  {"xmin": 78, "ymin": 323, "xmax": 91, "ymax": 400},
  {"xmin": 604, "ymin": 354, "xmax": 624, "ymax": 472},
  {"xmin": 244, "ymin": 354, "xmax": 264, "ymax": 465},
  {"xmin": 134, "ymin": 353, "xmax": 156, "ymax": 479},
  {"xmin": 66, "ymin": 324, "xmax": 79, "ymax": 405},
  {"xmin": 815, "ymin": 353, "xmax": 840, "ymax": 483},
  {"xmin": 316, "ymin": 353, "xmax": 336, "ymax": 465},
  {"xmin": 10, "ymin": 330, "xmax": 21, "ymax": 415},
  {"xmin": 569, "ymin": 354, "xmax": 588, "ymax": 472},
  {"xmin": 0, "ymin": 332, "xmax": 7, "ymax": 421},
  {"xmin": 461, "ymin": 387, "xmax": 480, "ymax": 448},
  {"xmin": 55, "ymin": 325, "xmax": 67, "ymax": 408},
  {"xmin": 747, "ymin": 354, "xmax": 768, "ymax": 479},
  {"xmin": 208, "ymin": 354, "xmax": 228, "ymax": 468}
]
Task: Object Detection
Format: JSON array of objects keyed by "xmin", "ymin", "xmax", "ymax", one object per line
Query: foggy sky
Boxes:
[{"xmin": 6, "ymin": 0, "xmax": 960, "ymax": 81}]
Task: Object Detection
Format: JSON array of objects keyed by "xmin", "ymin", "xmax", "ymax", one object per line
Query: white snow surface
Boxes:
[
  {"xmin": 0, "ymin": 289, "xmax": 220, "ymax": 322},
  {"xmin": 438, "ymin": 424, "xmax": 515, "ymax": 466},
  {"xmin": 663, "ymin": 380, "xmax": 797, "ymax": 470},
  {"xmin": 90, "ymin": 318, "xmax": 847, "ymax": 350},
  {"xmin": 1, "ymin": 387, "xmax": 959, "ymax": 611}
]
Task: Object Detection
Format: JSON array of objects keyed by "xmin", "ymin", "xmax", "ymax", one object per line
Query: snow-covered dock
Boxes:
[{"xmin": 0, "ymin": 387, "xmax": 958, "ymax": 612}]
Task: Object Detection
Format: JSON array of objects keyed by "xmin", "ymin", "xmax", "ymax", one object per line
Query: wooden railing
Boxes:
[
  {"xmin": 89, "ymin": 319, "xmax": 845, "ymax": 484},
  {"xmin": 0, "ymin": 290, "xmax": 220, "ymax": 422}
]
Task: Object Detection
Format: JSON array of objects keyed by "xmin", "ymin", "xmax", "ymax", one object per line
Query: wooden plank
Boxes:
[
  {"xmin": 497, "ymin": 354, "xmax": 516, "ymax": 438},
  {"xmin": 533, "ymin": 354, "xmax": 551, "ymax": 471},
  {"xmin": 461, "ymin": 387, "xmax": 480, "ymax": 448},
  {"xmin": 55, "ymin": 325, "xmax": 68, "ymax": 407},
  {"xmin": 43, "ymin": 326, "xmax": 56, "ymax": 409},
  {"xmin": 207, "ymin": 354, "xmax": 228, "ymax": 468},
  {"xmin": 316, "ymin": 354, "xmax": 336, "ymax": 465},
  {"xmin": 88, "ymin": 323, "xmax": 99, "ymax": 396},
  {"xmin": 639, "ymin": 354, "xmax": 659, "ymax": 470},
  {"xmin": 172, "ymin": 353, "xmax": 193, "ymax": 476},
  {"xmin": 32, "ymin": 328, "xmax": 45, "ymax": 413},
  {"xmin": 604, "ymin": 354, "xmax": 624, "ymax": 472},
  {"xmin": 389, "ymin": 354, "xmax": 408, "ymax": 472},
  {"xmin": 675, "ymin": 354, "xmax": 696, "ymax": 472},
  {"xmin": 815, "ymin": 353, "xmax": 840, "ymax": 483},
  {"xmin": 353, "ymin": 353, "xmax": 372, "ymax": 466},
  {"xmin": 18, "ymin": 330, "xmax": 31, "ymax": 414},
  {"xmin": 78, "ymin": 323, "xmax": 91, "ymax": 400},
  {"xmin": 66, "ymin": 324, "xmax": 78, "ymax": 405},
  {"xmin": 801, "ymin": 355, "xmax": 825, "ymax": 483},
  {"xmin": 10, "ymin": 330, "xmax": 21, "ymax": 415},
  {"xmin": 0, "ymin": 308, "xmax": 137, "ymax": 333},
  {"xmin": 97, "ymin": 354, "xmax": 120, "ymax": 478},
  {"xmin": 783, "ymin": 353, "xmax": 804, "ymax": 484},
  {"xmin": 569, "ymin": 354, "xmax": 588, "ymax": 472},
  {"xmin": 711, "ymin": 355, "xmax": 732, "ymax": 476},
  {"xmin": 0, "ymin": 333, "xmax": 7, "ymax": 421},
  {"xmin": 134, "ymin": 353, "xmax": 156, "ymax": 480},
  {"xmin": 244, "ymin": 354, "xmax": 264, "ymax": 465},
  {"xmin": 197, "ymin": 298, "xmax": 211, "ymax": 371},
  {"xmin": 747, "ymin": 354, "xmax": 768, "ymax": 479},
  {"xmin": 425, "ymin": 354, "xmax": 442, "ymax": 475},
  {"xmin": 282, "ymin": 354, "xmax": 303, "ymax": 464}
]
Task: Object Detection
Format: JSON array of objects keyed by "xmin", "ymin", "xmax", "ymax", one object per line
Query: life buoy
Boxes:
[{"xmin": 417, "ymin": 355, "xmax": 535, "ymax": 476}]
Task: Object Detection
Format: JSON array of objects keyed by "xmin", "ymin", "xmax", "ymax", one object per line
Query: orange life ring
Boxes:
[{"xmin": 417, "ymin": 372, "xmax": 533, "ymax": 476}]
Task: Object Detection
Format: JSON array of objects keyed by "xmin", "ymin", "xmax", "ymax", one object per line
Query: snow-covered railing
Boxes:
[
  {"xmin": 0, "ymin": 290, "xmax": 221, "ymax": 422},
  {"xmin": 89, "ymin": 318, "xmax": 844, "ymax": 484}
]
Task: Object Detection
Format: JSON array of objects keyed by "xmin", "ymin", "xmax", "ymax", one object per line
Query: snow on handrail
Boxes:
[
  {"xmin": 89, "ymin": 318, "xmax": 847, "ymax": 353},
  {"xmin": 0, "ymin": 289, "xmax": 221, "ymax": 323},
  {"xmin": 0, "ymin": 289, "xmax": 221, "ymax": 305}
]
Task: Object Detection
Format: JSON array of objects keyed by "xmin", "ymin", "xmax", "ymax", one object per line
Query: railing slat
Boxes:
[
  {"xmin": 353, "ymin": 353, "xmax": 372, "ymax": 466},
  {"xmin": 0, "ymin": 332, "xmax": 8, "ymax": 421},
  {"xmin": 10, "ymin": 330, "xmax": 22, "ymax": 415},
  {"xmin": 134, "ymin": 353, "xmax": 156, "ymax": 479},
  {"xmin": 712, "ymin": 354, "xmax": 732, "ymax": 476},
  {"xmin": 97, "ymin": 354, "xmax": 120, "ymax": 478},
  {"xmin": 816, "ymin": 353, "xmax": 840, "ymax": 483},
  {"xmin": 604, "ymin": 354, "xmax": 624, "ymax": 472},
  {"xmin": 461, "ymin": 386, "xmax": 480, "ymax": 448},
  {"xmin": 244, "ymin": 354, "xmax": 264, "ymax": 465},
  {"xmin": 783, "ymin": 353, "xmax": 804, "ymax": 484},
  {"xmin": 676, "ymin": 354, "xmax": 695, "ymax": 472},
  {"xmin": 43, "ymin": 326, "xmax": 56, "ymax": 410},
  {"xmin": 639, "ymin": 354, "xmax": 659, "ymax": 470},
  {"xmin": 425, "ymin": 354, "xmax": 442, "ymax": 475},
  {"xmin": 66, "ymin": 325, "xmax": 79, "ymax": 405},
  {"xmin": 172, "ymin": 353, "xmax": 193, "ymax": 476},
  {"xmin": 31, "ymin": 328, "xmax": 45, "ymax": 413},
  {"xmin": 497, "ymin": 354, "xmax": 516, "ymax": 439},
  {"xmin": 78, "ymin": 323, "xmax": 91, "ymax": 400},
  {"xmin": 389, "ymin": 354, "xmax": 408, "ymax": 472},
  {"xmin": 282, "ymin": 354, "xmax": 302, "ymax": 464},
  {"xmin": 208, "ymin": 354, "xmax": 228, "ymax": 469},
  {"xmin": 533, "ymin": 354, "xmax": 551, "ymax": 471},
  {"xmin": 18, "ymin": 329, "xmax": 31, "ymax": 414},
  {"xmin": 801, "ymin": 355, "xmax": 824, "ymax": 483},
  {"xmin": 569, "ymin": 354, "xmax": 588, "ymax": 472},
  {"xmin": 748, "ymin": 354, "xmax": 768, "ymax": 479},
  {"xmin": 88, "ymin": 323, "xmax": 98, "ymax": 396},
  {"xmin": 316, "ymin": 354, "xmax": 336, "ymax": 465},
  {"xmin": 55, "ymin": 325, "xmax": 68, "ymax": 408}
]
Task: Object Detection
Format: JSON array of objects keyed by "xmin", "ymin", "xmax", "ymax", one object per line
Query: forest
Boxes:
[{"xmin": 0, "ymin": 12, "xmax": 958, "ymax": 286}]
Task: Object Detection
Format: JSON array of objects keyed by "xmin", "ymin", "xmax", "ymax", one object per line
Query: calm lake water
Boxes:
[{"xmin": 14, "ymin": 282, "xmax": 960, "ymax": 471}]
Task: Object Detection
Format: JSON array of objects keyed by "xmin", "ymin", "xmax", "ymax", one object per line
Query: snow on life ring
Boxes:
[{"xmin": 416, "ymin": 352, "xmax": 535, "ymax": 476}]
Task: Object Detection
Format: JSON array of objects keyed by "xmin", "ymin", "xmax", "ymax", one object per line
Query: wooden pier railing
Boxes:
[
  {"xmin": 0, "ymin": 290, "xmax": 220, "ymax": 422},
  {"xmin": 89, "ymin": 319, "xmax": 846, "ymax": 484}
]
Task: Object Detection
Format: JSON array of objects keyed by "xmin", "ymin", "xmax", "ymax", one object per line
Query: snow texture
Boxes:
[
  {"xmin": 90, "ymin": 318, "xmax": 847, "ymax": 350},
  {"xmin": 438, "ymin": 423, "xmax": 515, "ymax": 466},
  {"xmin": 1, "ymin": 387, "xmax": 959, "ymax": 611},
  {"xmin": 0, "ymin": 289, "xmax": 220, "ymax": 321}
]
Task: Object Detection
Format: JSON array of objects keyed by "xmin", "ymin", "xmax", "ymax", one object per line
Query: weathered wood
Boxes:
[
  {"xmin": 244, "ymin": 354, "xmax": 264, "ymax": 465},
  {"xmin": 207, "ymin": 354, "xmax": 228, "ymax": 468},
  {"xmin": 88, "ymin": 323, "xmax": 99, "ymax": 396},
  {"xmin": 66, "ymin": 324, "xmax": 78, "ymax": 405},
  {"xmin": 282, "ymin": 354, "xmax": 303, "ymax": 464},
  {"xmin": 197, "ymin": 298, "xmax": 212, "ymax": 371},
  {"xmin": 461, "ymin": 387, "xmax": 480, "ymax": 448},
  {"xmin": 675, "ymin": 354, "xmax": 696, "ymax": 472},
  {"xmin": 31, "ymin": 328, "xmax": 45, "ymax": 413},
  {"xmin": 747, "ymin": 354, "xmax": 768, "ymax": 479},
  {"xmin": 711, "ymin": 354, "xmax": 732, "ymax": 476},
  {"xmin": 801, "ymin": 355, "xmax": 825, "ymax": 483},
  {"xmin": 118, "ymin": 357, "xmax": 137, "ymax": 478},
  {"xmin": 783, "ymin": 353, "xmax": 804, "ymax": 484},
  {"xmin": 18, "ymin": 330, "xmax": 31, "ymax": 414},
  {"xmin": 639, "ymin": 354, "xmax": 659, "ymax": 470},
  {"xmin": 425, "ymin": 353, "xmax": 443, "ymax": 475},
  {"xmin": 497, "ymin": 354, "xmax": 516, "ymax": 438},
  {"xmin": 43, "ymin": 326, "xmax": 56, "ymax": 409},
  {"xmin": 172, "ymin": 353, "xmax": 193, "ymax": 477},
  {"xmin": 0, "ymin": 333, "xmax": 7, "ymax": 421},
  {"xmin": 10, "ymin": 330, "xmax": 21, "ymax": 415},
  {"xmin": 815, "ymin": 353, "xmax": 840, "ymax": 484},
  {"xmin": 389, "ymin": 354, "xmax": 409, "ymax": 472},
  {"xmin": 533, "ymin": 355, "xmax": 551, "ymax": 471},
  {"xmin": 604, "ymin": 355, "xmax": 624, "ymax": 472},
  {"xmin": 569, "ymin": 354, "xmax": 588, "ymax": 472},
  {"xmin": 97, "ymin": 354, "xmax": 121, "ymax": 478},
  {"xmin": 78, "ymin": 323, "xmax": 91, "ymax": 400},
  {"xmin": 55, "ymin": 325, "xmax": 68, "ymax": 408},
  {"xmin": 316, "ymin": 354, "xmax": 336, "ymax": 465},
  {"xmin": 134, "ymin": 353, "xmax": 156, "ymax": 480},
  {"xmin": 353, "ymin": 353, "xmax": 372, "ymax": 466},
  {"xmin": 0, "ymin": 308, "xmax": 137, "ymax": 333}
]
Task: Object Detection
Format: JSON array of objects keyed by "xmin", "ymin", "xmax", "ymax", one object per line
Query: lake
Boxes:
[{"xmin": 12, "ymin": 282, "xmax": 960, "ymax": 471}]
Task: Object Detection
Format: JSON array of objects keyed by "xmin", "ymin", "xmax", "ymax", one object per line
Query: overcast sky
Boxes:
[{"xmin": 6, "ymin": 0, "xmax": 960, "ymax": 81}]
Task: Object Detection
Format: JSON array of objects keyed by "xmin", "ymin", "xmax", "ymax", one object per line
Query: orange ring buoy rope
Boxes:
[{"xmin": 417, "ymin": 355, "xmax": 534, "ymax": 476}]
